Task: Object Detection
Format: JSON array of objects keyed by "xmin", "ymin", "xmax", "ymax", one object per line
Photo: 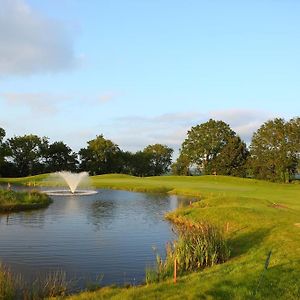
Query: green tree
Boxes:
[
  {"xmin": 79, "ymin": 135, "xmax": 120, "ymax": 175},
  {"xmin": 129, "ymin": 151, "xmax": 153, "ymax": 177},
  {"xmin": 0, "ymin": 128, "xmax": 9, "ymax": 176},
  {"xmin": 7, "ymin": 135, "xmax": 48, "ymax": 176},
  {"xmin": 143, "ymin": 144, "xmax": 173, "ymax": 176},
  {"xmin": 171, "ymin": 153, "xmax": 191, "ymax": 175},
  {"xmin": 249, "ymin": 118, "xmax": 300, "ymax": 182},
  {"xmin": 211, "ymin": 136, "xmax": 249, "ymax": 177},
  {"xmin": 180, "ymin": 119, "xmax": 236, "ymax": 174},
  {"xmin": 44, "ymin": 141, "xmax": 78, "ymax": 172}
]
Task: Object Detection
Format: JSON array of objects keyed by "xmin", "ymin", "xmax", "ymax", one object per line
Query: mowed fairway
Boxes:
[{"xmin": 1, "ymin": 175, "xmax": 300, "ymax": 299}]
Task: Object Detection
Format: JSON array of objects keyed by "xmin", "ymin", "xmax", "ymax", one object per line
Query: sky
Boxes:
[{"xmin": 0, "ymin": 0, "xmax": 299, "ymax": 155}]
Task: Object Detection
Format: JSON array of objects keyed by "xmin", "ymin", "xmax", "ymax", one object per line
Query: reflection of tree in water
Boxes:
[
  {"xmin": 87, "ymin": 200, "xmax": 116, "ymax": 231},
  {"xmin": 0, "ymin": 209, "xmax": 47, "ymax": 228}
]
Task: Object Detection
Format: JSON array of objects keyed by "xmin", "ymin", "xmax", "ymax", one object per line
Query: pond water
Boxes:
[{"xmin": 0, "ymin": 189, "xmax": 191, "ymax": 289}]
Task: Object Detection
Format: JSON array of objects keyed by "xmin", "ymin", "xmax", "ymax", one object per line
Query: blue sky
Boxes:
[{"xmin": 0, "ymin": 0, "xmax": 299, "ymax": 154}]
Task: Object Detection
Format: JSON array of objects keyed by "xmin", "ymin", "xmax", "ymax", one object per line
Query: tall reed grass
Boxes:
[
  {"xmin": 0, "ymin": 263, "xmax": 69, "ymax": 300},
  {"xmin": 146, "ymin": 219, "xmax": 230, "ymax": 283}
]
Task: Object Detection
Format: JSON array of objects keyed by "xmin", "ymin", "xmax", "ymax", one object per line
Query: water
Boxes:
[{"xmin": 0, "ymin": 189, "xmax": 191, "ymax": 289}]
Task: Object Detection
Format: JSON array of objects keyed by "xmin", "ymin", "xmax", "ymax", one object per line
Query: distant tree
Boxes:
[
  {"xmin": 143, "ymin": 144, "xmax": 173, "ymax": 176},
  {"xmin": 129, "ymin": 151, "xmax": 153, "ymax": 177},
  {"xmin": 171, "ymin": 153, "xmax": 191, "ymax": 175},
  {"xmin": 180, "ymin": 119, "xmax": 236, "ymax": 174},
  {"xmin": 211, "ymin": 136, "xmax": 249, "ymax": 177},
  {"xmin": 7, "ymin": 135, "xmax": 48, "ymax": 176},
  {"xmin": 249, "ymin": 118, "xmax": 300, "ymax": 182},
  {"xmin": 44, "ymin": 141, "xmax": 78, "ymax": 172},
  {"xmin": 79, "ymin": 135, "xmax": 120, "ymax": 175},
  {"xmin": 0, "ymin": 128, "xmax": 9, "ymax": 176}
]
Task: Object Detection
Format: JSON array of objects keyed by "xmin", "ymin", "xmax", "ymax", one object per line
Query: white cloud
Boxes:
[
  {"xmin": 1, "ymin": 92, "xmax": 65, "ymax": 114},
  {"xmin": 0, "ymin": 0, "xmax": 78, "ymax": 76},
  {"xmin": 103, "ymin": 109, "xmax": 274, "ymax": 155}
]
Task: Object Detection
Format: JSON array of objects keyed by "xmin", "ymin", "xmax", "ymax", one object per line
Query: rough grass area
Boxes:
[
  {"xmin": 0, "ymin": 263, "xmax": 68, "ymax": 300},
  {"xmin": 1, "ymin": 174, "xmax": 300, "ymax": 299},
  {"xmin": 0, "ymin": 189, "xmax": 52, "ymax": 212}
]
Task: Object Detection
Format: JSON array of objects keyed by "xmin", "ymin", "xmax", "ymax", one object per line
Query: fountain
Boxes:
[{"xmin": 44, "ymin": 171, "xmax": 98, "ymax": 196}]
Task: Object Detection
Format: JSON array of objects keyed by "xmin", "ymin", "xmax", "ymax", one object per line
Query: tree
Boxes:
[
  {"xmin": 211, "ymin": 136, "xmax": 249, "ymax": 177},
  {"xmin": 0, "ymin": 128, "xmax": 9, "ymax": 176},
  {"xmin": 180, "ymin": 119, "xmax": 236, "ymax": 174},
  {"xmin": 171, "ymin": 153, "xmax": 191, "ymax": 175},
  {"xmin": 129, "ymin": 151, "xmax": 153, "ymax": 177},
  {"xmin": 44, "ymin": 141, "xmax": 78, "ymax": 172},
  {"xmin": 143, "ymin": 144, "xmax": 173, "ymax": 176},
  {"xmin": 7, "ymin": 135, "xmax": 48, "ymax": 176},
  {"xmin": 249, "ymin": 118, "xmax": 300, "ymax": 182},
  {"xmin": 79, "ymin": 135, "xmax": 120, "ymax": 175}
]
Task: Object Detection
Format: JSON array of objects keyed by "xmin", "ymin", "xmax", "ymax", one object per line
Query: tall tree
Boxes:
[
  {"xmin": 44, "ymin": 141, "xmax": 78, "ymax": 172},
  {"xmin": 171, "ymin": 153, "xmax": 191, "ymax": 175},
  {"xmin": 180, "ymin": 119, "xmax": 236, "ymax": 174},
  {"xmin": 211, "ymin": 136, "xmax": 249, "ymax": 177},
  {"xmin": 0, "ymin": 128, "xmax": 9, "ymax": 176},
  {"xmin": 143, "ymin": 144, "xmax": 173, "ymax": 176},
  {"xmin": 79, "ymin": 135, "xmax": 120, "ymax": 175},
  {"xmin": 249, "ymin": 118, "xmax": 300, "ymax": 182},
  {"xmin": 7, "ymin": 135, "xmax": 48, "ymax": 176}
]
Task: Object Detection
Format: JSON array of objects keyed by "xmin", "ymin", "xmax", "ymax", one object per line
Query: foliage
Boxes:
[
  {"xmin": 249, "ymin": 117, "xmax": 300, "ymax": 182},
  {"xmin": 0, "ymin": 127, "xmax": 9, "ymax": 176},
  {"xmin": 179, "ymin": 119, "xmax": 248, "ymax": 175},
  {"xmin": 44, "ymin": 141, "xmax": 78, "ymax": 173},
  {"xmin": 211, "ymin": 136, "xmax": 249, "ymax": 177},
  {"xmin": 171, "ymin": 153, "xmax": 191, "ymax": 175},
  {"xmin": 0, "ymin": 189, "xmax": 52, "ymax": 212},
  {"xmin": 79, "ymin": 135, "xmax": 121, "ymax": 175},
  {"xmin": 7, "ymin": 134, "xmax": 48, "ymax": 177},
  {"xmin": 143, "ymin": 144, "xmax": 173, "ymax": 176},
  {"xmin": 146, "ymin": 220, "xmax": 230, "ymax": 283}
]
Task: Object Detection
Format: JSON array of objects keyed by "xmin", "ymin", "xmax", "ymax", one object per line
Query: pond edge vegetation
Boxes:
[{"xmin": 0, "ymin": 189, "xmax": 52, "ymax": 213}]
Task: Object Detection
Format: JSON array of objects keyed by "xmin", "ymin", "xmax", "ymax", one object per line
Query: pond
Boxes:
[{"xmin": 0, "ymin": 189, "xmax": 191, "ymax": 289}]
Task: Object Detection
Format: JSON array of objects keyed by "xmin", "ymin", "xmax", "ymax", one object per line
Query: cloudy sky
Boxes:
[{"xmin": 0, "ymin": 0, "xmax": 299, "ymax": 155}]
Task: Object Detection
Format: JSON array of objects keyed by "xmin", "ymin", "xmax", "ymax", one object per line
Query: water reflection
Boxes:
[{"xmin": 0, "ymin": 188, "xmax": 191, "ymax": 289}]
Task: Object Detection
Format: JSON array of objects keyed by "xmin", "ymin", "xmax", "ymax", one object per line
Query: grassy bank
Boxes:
[
  {"xmin": 0, "ymin": 189, "xmax": 52, "ymax": 212},
  {"xmin": 1, "ymin": 174, "xmax": 300, "ymax": 299}
]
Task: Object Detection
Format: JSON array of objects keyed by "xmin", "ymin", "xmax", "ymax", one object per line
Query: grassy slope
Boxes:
[{"xmin": 1, "ymin": 174, "xmax": 300, "ymax": 299}]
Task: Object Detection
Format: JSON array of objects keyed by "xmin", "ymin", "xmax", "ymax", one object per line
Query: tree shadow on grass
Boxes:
[
  {"xmin": 203, "ymin": 264, "xmax": 300, "ymax": 300},
  {"xmin": 228, "ymin": 228, "xmax": 271, "ymax": 258}
]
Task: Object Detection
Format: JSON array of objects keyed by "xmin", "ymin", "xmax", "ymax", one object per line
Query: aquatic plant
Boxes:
[{"xmin": 146, "ymin": 220, "xmax": 230, "ymax": 283}]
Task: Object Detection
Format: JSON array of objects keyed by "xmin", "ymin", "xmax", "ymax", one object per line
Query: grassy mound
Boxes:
[{"xmin": 0, "ymin": 189, "xmax": 52, "ymax": 212}]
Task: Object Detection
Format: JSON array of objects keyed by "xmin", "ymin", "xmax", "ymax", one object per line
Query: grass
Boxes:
[
  {"xmin": 0, "ymin": 263, "xmax": 69, "ymax": 300},
  {"xmin": 146, "ymin": 220, "xmax": 230, "ymax": 284},
  {"xmin": 1, "ymin": 174, "xmax": 300, "ymax": 299},
  {"xmin": 0, "ymin": 189, "xmax": 52, "ymax": 212}
]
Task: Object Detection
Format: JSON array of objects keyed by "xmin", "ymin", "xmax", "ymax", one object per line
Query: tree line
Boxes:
[{"xmin": 0, "ymin": 116, "xmax": 299, "ymax": 182}]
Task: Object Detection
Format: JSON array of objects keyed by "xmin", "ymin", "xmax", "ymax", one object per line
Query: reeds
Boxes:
[
  {"xmin": 0, "ymin": 264, "xmax": 69, "ymax": 300},
  {"xmin": 146, "ymin": 220, "xmax": 230, "ymax": 283}
]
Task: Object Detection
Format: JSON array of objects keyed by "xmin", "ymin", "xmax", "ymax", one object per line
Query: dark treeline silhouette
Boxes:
[
  {"xmin": 0, "ymin": 130, "xmax": 173, "ymax": 178},
  {"xmin": 0, "ymin": 116, "xmax": 299, "ymax": 182}
]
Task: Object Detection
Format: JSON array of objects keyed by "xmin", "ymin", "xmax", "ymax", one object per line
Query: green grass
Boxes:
[
  {"xmin": 1, "ymin": 174, "xmax": 300, "ymax": 299},
  {"xmin": 0, "ymin": 189, "xmax": 52, "ymax": 212}
]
